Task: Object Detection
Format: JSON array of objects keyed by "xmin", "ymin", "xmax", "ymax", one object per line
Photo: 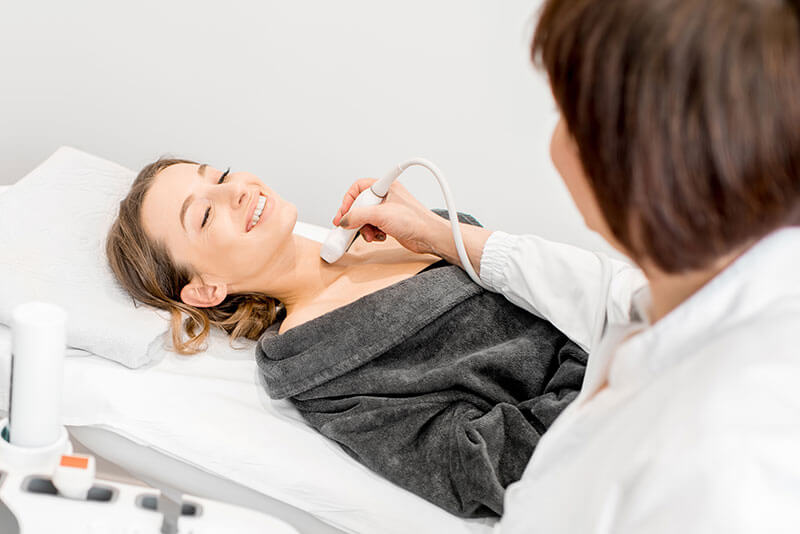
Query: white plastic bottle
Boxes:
[{"xmin": 8, "ymin": 301, "xmax": 66, "ymax": 448}]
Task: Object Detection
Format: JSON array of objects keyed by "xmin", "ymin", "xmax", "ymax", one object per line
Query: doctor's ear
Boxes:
[{"xmin": 180, "ymin": 276, "xmax": 228, "ymax": 308}]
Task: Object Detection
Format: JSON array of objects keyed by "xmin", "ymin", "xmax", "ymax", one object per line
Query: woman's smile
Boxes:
[{"xmin": 247, "ymin": 193, "xmax": 274, "ymax": 232}]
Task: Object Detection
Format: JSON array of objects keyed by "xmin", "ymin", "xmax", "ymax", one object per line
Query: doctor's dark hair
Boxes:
[
  {"xmin": 105, "ymin": 158, "xmax": 280, "ymax": 356},
  {"xmin": 532, "ymin": 0, "xmax": 800, "ymax": 272}
]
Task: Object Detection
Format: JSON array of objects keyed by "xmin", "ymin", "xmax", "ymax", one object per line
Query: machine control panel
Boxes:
[{"xmin": 0, "ymin": 467, "xmax": 300, "ymax": 534}]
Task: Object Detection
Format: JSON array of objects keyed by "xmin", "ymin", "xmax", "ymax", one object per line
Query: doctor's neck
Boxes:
[{"xmin": 639, "ymin": 244, "xmax": 750, "ymax": 324}]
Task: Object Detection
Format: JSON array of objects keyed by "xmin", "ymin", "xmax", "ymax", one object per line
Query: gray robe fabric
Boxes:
[{"xmin": 256, "ymin": 212, "xmax": 588, "ymax": 518}]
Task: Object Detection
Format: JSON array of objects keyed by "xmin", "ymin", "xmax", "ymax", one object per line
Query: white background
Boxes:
[{"xmin": 0, "ymin": 0, "xmax": 617, "ymax": 255}]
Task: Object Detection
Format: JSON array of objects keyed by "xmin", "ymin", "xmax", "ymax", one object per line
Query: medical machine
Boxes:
[
  {"xmin": 0, "ymin": 302, "xmax": 299, "ymax": 534},
  {"xmin": 320, "ymin": 158, "xmax": 487, "ymax": 289}
]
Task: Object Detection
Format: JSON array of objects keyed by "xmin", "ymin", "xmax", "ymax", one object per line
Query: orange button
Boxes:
[{"xmin": 60, "ymin": 455, "xmax": 89, "ymax": 469}]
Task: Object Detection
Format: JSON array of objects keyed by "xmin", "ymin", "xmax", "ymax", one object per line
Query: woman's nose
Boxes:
[{"xmin": 210, "ymin": 181, "xmax": 248, "ymax": 209}]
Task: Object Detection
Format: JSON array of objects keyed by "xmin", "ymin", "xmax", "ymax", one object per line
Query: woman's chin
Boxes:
[
  {"xmin": 270, "ymin": 198, "xmax": 298, "ymax": 241},
  {"xmin": 288, "ymin": 203, "xmax": 298, "ymax": 225}
]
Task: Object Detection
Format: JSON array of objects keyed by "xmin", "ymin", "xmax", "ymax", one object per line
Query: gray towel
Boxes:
[{"xmin": 256, "ymin": 212, "xmax": 587, "ymax": 518}]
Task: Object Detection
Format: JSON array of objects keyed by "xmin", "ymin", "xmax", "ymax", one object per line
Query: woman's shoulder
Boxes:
[
  {"xmin": 278, "ymin": 309, "xmax": 317, "ymax": 335},
  {"xmin": 278, "ymin": 253, "xmax": 442, "ymax": 335}
]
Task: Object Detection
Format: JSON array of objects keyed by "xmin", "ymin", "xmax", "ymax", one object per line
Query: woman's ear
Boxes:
[{"xmin": 180, "ymin": 275, "xmax": 228, "ymax": 308}]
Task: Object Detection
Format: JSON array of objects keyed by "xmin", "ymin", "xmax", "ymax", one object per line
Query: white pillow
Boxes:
[{"xmin": 0, "ymin": 147, "xmax": 169, "ymax": 367}]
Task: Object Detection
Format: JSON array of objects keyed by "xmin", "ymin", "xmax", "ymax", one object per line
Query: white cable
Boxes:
[{"xmin": 396, "ymin": 158, "xmax": 487, "ymax": 289}]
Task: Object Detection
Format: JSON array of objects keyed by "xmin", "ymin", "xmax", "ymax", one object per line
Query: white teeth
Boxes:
[{"xmin": 248, "ymin": 194, "xmax": 267, "ymax": 231}]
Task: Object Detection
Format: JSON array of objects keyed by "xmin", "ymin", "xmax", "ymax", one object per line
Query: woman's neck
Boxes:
[{"xmin": 253, "ymin": 234, "xmax": 349, "ymax": 317}]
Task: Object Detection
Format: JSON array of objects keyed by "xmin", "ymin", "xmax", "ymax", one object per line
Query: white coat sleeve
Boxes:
[{"xmin": 478, "ymin": 231, "xmax": 648, "ymax": 353}]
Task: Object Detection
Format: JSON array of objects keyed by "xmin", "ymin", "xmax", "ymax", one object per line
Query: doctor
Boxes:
[{"xmin": 332, "ymin": 0, "xmax": 800, "ymax": 531}]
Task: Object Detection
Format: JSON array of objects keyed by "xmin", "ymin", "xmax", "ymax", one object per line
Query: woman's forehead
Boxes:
[
  {"xmin": 160, "ymin": 162, "xmax": 203, "ymax": 183},
  {"xmin": 142, "ymin": 163, "xmax": 201, "ymax": 241}
]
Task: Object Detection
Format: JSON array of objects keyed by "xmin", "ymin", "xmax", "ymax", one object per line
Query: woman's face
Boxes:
[
  {"xmin": 141, "ymin": 163, "xmax": 297, "ymax": 299},
  {"xmin": 550, "ymin": 116, "xmax": 625, "ymax": 253}
]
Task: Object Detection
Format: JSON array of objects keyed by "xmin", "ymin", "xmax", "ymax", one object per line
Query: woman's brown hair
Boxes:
[
  {"xmin": 106, "ymin": 158, "xmax": 281, "ymax": 355},
  {"xmin": 532, "ymin": 0, "xmax": 800, "ymax": 273}
]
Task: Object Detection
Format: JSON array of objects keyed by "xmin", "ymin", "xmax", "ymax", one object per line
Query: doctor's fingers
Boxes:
[{"xmin": 333, "ymin": 178, "xmax": 377, "ymax": 226}]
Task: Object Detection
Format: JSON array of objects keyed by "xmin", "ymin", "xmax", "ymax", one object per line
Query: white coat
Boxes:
[{"xmin": 478, "ymin": 226, "xmax": 800, "ymax": 533}]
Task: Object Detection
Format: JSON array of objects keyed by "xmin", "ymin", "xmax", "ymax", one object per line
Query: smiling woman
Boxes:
[{"xmin": 105, "ymin": 157, "xmax": 283, "ymax": 354}]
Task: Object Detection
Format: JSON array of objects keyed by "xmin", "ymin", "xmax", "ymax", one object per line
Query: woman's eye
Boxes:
[{"xmin": 201, "ymin": 167, "xmax": 231, "ymax": 228}]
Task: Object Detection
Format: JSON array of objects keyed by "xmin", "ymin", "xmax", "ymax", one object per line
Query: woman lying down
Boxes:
[{"xmin": 105, "ymin": 158, "xmax": 588, "ymax": 518}]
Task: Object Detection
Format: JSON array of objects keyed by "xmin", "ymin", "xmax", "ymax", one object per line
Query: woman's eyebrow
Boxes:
[{"xmin": 180, "ymin": 163, "xmax": 209, "ymax": 233}]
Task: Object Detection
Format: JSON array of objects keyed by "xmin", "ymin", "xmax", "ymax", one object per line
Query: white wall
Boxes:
[{"xmin": 0, "ymin": 0, "xmax": 619, "ymax": 256}]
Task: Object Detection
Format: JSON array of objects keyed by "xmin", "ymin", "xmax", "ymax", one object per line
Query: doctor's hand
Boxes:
[
  {"xmin": 333, "ymin": 178, "xmax": 493, "ymax": 274},
  {"xmin": 332, "ymin": 178, "xmax": 449, "ymax": 255}
]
